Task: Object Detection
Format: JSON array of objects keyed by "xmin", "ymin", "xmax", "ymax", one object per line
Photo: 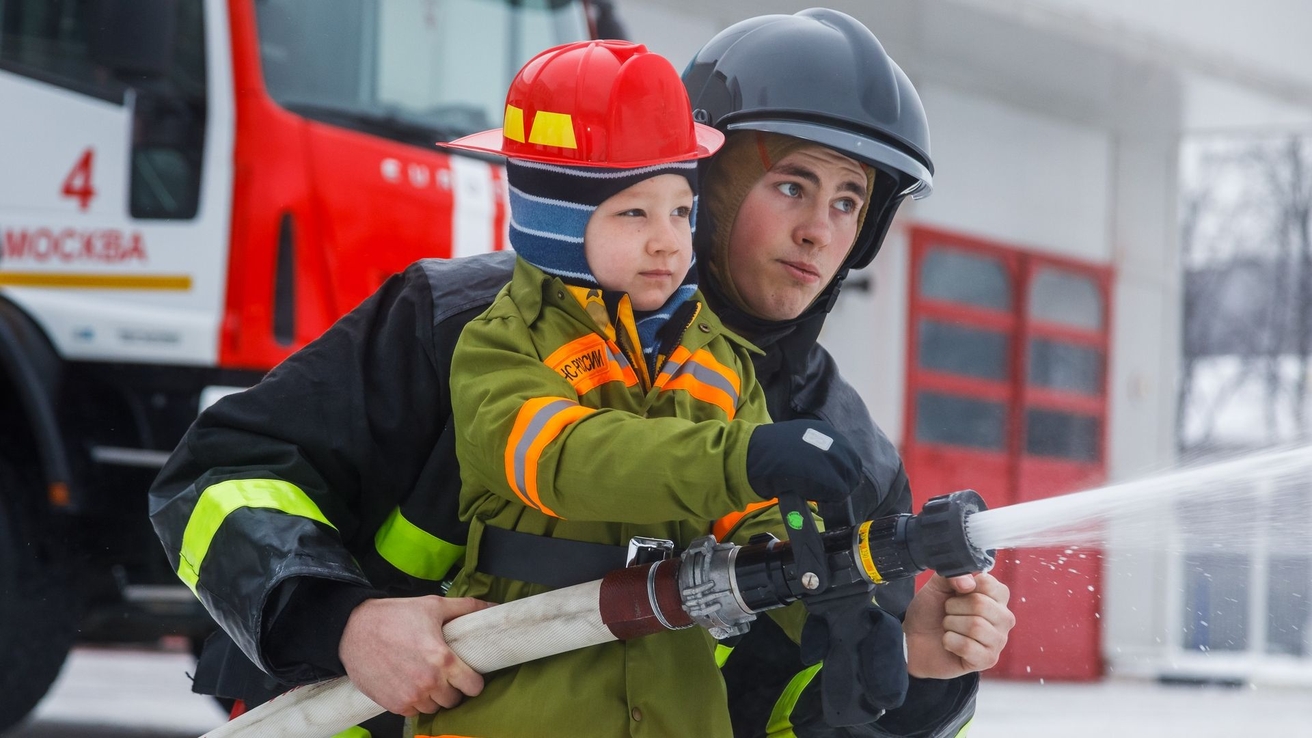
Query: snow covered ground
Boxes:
[
  {"xmin": 10, "ymin": 646, "xmax": 1312, "ymax": 737},
  {"xmin": 971, "ymin": 679, "xmax": 1312, "ymax": 737}
]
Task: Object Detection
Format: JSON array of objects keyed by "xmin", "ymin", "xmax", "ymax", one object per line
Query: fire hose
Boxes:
[{"xmin": 201, "ymin": 490, "xmax": 994, "ymax": 737}]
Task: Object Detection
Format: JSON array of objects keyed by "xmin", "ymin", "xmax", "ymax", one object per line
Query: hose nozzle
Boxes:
[{"xmin": 857, "ymin": 490, "xmax": 995, "ymax": 583}]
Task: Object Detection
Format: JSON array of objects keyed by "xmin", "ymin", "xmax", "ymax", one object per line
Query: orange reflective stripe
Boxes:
[
  {"xmin": 504, "ymin": 397, "xmax": 594, "ymax": 517},
  {"xmin": 713, "ymin": 499, "xmax": 778, "ymax": 541},
  {"xmin": 543, "ymin": 333, "xmax": 639, "ymax": 396},
  {"xmin": 610, "ymin": 342, "xmax": 640, "ymax": 388},
  {"xmin": 689, "ymin": 348, "xmax": 741, "ymax": 396},
  {"xmin": 665, "ymin": 374, "xmax": 737, "ymax": 419},
  {"xmin": 544, "ymin": 334, "xmax": 605, "ymax": 371},
  {"xmin": 655, "ymin": 346, "xmax": 693, "ymax": 387},
  {"xmin": 658, "ymin": 348, "xmax": 742, "ymax": 418}
]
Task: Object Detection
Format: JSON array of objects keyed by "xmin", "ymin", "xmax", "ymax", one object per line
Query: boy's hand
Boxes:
[{"xmin": 746, "ymin": 419, "xmax": 862, "ymax": 502}]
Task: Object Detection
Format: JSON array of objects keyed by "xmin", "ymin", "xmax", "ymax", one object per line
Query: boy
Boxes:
[{"xmin": 419, "ymin": 40, "xmax": 863, "ymax": 737}]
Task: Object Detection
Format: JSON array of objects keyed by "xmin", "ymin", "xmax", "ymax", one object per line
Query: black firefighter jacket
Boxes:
[{"xmin": 148, "ymin": 251, "xmax": 976, "ymax": 738}]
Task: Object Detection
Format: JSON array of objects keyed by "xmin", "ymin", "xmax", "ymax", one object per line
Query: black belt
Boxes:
[
  {"xmin": 476, "ymin": 525, "xmax": 629, "ymax": 589},
  {"xmin": 476, "ymin": 526, "xmax": 673, "ymax": 589}
]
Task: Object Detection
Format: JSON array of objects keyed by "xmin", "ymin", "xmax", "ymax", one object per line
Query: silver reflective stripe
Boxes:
[
  {"xmin": 657, "ymin": 353, "xmax": 687, "ymax": 383},
  {"xmin": 684, "ymin": 360, "xmax": 739, "ymax": 406},
  {"xmin": 512, "ymin": 398, "xmax": 577, "ymax": 507}
]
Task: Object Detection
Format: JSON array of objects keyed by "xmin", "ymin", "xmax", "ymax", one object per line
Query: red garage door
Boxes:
[{"xmin": 902, "ymin": 226, "xmax": 1112, "ymax": 680}]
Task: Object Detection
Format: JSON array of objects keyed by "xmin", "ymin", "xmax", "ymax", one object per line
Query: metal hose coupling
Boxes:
[
  {"xmin": 676, "ymin": 535, "xmax": 757, "ymax": 639},
  {"xmin": 856, "ymin": 490, "xmax": 996, "ymax": 583}
]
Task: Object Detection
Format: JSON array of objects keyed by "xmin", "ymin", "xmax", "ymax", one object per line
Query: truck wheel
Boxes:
[{"xmin": 0, "ymin": 457, "xmax": 79, "ymax": 732}]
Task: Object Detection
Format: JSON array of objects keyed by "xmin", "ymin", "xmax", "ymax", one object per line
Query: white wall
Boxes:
[
  {"xmin": 612, "ymin": 4, "xmax": 724, "ymax": 70},
  {"xmin": 823, "ymin": 84, "xmax": 1118, "ymax": 452},
  {"xmin": 915, "ymin": 83, "xmax": 1113, "ymax": 261},
  {"xmin": 1037, "ymin": 0, "xmax": 1312, "ymax": 95},
  {"xmin": 820, "ymin": 216, "xmax": 914, "ymax": 446}
]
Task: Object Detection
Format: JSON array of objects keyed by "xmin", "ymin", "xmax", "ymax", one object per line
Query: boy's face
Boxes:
[
  {"xmin": 584, "ymin": 174, "xmax": 695, "ymax": 311},
  {"xmin": 725, "ymin": 146, "xmax": 867, "ymax": 321}
]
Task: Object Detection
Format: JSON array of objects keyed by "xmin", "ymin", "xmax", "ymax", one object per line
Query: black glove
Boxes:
[
  {"xmin": 746, "ymin": 419, "xmax": 862, "ymax": 502},
  {"xmin": 800, "ymin": 603, "xmax": 910, "ymax": 723}
]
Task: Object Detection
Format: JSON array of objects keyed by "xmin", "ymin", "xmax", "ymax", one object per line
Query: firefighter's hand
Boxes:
[
  {"xmin": 339, "ymin": 595, "xmax": 493, "ymax": 716},
  {"xmin": 903, "ymin": 573, "xmax": 1014, "ymax": 679},
  {"xmin": 746, "ymin": 420, "xmax": 862, "ymax": 502}
]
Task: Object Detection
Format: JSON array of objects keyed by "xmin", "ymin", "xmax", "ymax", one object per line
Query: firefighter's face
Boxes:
[
  {"xmin": 585, "ymin": 174, "xmax": 695, "ymax": 312},
  {"xmin": 726, "ymin": 147, "xmax": 866, "ymax": 321}
]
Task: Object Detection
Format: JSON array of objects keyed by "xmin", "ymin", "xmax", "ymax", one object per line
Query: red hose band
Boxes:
[{"xmin": 599, "ymin": 560, "xmax": 692, "ymax": 639}]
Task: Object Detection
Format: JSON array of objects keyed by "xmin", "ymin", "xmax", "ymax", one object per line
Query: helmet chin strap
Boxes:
[
  {"xmin": 699, "ymin": 262, "xmax": 850, "ymax": 342},
  {"xmin": 820, "ymin": 269, "xmax": 848, "ymax": 315}
]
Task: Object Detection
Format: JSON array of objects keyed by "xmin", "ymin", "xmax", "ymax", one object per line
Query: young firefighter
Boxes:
[
  {"xmin": 414, "ymin": 40, "xmax": 864, "ymax": 737},
  {"xmin": 149, "ymin": 13, "xmax": 1010, "ymax": 738}
]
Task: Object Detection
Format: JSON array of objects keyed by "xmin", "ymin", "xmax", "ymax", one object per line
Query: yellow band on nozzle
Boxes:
[{"xmin": 857, "ymin": 520, "xmax": 883, "ymax": 584}]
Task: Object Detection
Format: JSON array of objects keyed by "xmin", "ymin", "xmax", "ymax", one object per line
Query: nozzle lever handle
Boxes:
[{"xmin": 776, "ymin": 492, "xmax": 829, "ymax": 595}]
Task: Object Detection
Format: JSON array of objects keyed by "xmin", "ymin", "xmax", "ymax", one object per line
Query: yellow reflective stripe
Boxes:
[
  {"xmin": 177, "ymin": 479, "xmax": 334, "ymax": 593},
  {"xmin": 332, "ymin": 728, "xmax": 370, "ymax": 738},
  {"xmin": 765, "ymin": 663, "xmax": 823, "ymax": 738},
  {"xmin": 374, "ymin": 507, "xmax": 466, "ymax": 582},
  {"xmin": 528, "ymin": 111, "xmax": 577, "ymax": 149},
  {"xmin": 954, "ymin": 718, "xmax": 974, "ymax": 737},
  {"xmin": 504, "ymin": 105, "xmax": 526, "ymax": 142},
  {"xmin": 715, "ymin": 643, "xmax": 735, "ymax": 668}
]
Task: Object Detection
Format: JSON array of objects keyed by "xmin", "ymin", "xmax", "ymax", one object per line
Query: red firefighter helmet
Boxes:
[{"xmin": 443, "ymin": 40, "xmax": 723, "ymax": 167}]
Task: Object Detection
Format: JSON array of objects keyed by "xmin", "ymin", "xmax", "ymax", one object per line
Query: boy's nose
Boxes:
[{"xmin": 648, "ymin": 221, "xmax": 688, "ymax": 255}]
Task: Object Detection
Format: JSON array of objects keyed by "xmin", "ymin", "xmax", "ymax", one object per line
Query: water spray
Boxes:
[
  {"xmin": 201, "ymin": 490, "xmax": 995, "ymax": 737},
  {"xmin": 964, "ymin": 443, "xmax": 1312, "ymax": 553}
]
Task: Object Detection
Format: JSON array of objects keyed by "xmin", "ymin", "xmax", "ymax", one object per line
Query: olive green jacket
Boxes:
[{"xmin": 415, "ymin": 259, "xmax": 797, "ymax": 738}]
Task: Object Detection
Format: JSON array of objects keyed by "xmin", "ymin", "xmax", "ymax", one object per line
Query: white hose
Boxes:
[{"xmin": 201, "ymin": 580, "xmax": 612, "ymax": 738}]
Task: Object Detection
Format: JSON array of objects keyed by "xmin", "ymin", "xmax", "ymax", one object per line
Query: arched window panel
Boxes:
[
  {"xmin": 1029, "ymin": 267, "xmax": 1103, "ymax": 330},
  {"xmin": 920, "ymin": 248, "xmax": 1012, "ymax": 311}
]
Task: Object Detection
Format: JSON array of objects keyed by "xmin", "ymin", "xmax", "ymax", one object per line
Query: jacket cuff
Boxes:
[
  {"xmin": 261, "ymin": 577, "xmax": 385, "ymax": 682},
  {"xmin": 873, "ymin": 673, "xmax": 979, "ymax": 738}
]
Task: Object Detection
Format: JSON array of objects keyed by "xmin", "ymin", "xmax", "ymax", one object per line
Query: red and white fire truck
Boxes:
[{"xmin": 0, "ymin": 0, "xmax": 602, "ymax": 727}]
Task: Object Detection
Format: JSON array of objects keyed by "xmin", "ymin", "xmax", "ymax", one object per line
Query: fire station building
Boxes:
[{"xmin": 628, "ymin": 0, "xmax": 1312, "ymax": 685}]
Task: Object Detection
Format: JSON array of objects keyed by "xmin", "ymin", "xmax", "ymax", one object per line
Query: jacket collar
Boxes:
[{"xmin": 514, "ymin": 257, "xmax": 760, "ymax": 361}]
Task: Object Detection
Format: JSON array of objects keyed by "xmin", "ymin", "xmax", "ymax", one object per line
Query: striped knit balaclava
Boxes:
[
  {"xmin": 702, "ymin": 132, "xmax": 876, "ymax": 316},
  {"xmin": 507, "ymin": 158, "xmax": 700, "ymax": 371}
]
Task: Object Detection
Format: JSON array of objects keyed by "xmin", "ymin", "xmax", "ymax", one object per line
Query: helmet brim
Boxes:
[
  {"xmin": 440, "ymin": 123, "xmax": 725, "ymax": 168},
  {"xmin": 725, "ymin": 118, "xmax": 933, "ymax": 199}
]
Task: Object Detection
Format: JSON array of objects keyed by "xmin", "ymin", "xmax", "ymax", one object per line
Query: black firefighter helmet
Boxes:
[{"xmin": 682, "ymin": 8, "xmax": 934, "ymax": 276}]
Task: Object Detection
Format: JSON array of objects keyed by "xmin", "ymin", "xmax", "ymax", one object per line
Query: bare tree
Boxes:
[{"xmin": 1178, "ymin": 134, "xmax": 1312, "ymax": 451}]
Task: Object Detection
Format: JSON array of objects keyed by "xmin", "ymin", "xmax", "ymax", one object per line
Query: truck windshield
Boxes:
[{"xmin": 254, "ymin": 0, "xmax": 589, "ymax": 146}]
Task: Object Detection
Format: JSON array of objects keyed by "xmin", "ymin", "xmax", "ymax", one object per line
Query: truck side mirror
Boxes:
[{"xmin": 89, "ymin": 0, "xmax": 179, "ymax": 79}]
